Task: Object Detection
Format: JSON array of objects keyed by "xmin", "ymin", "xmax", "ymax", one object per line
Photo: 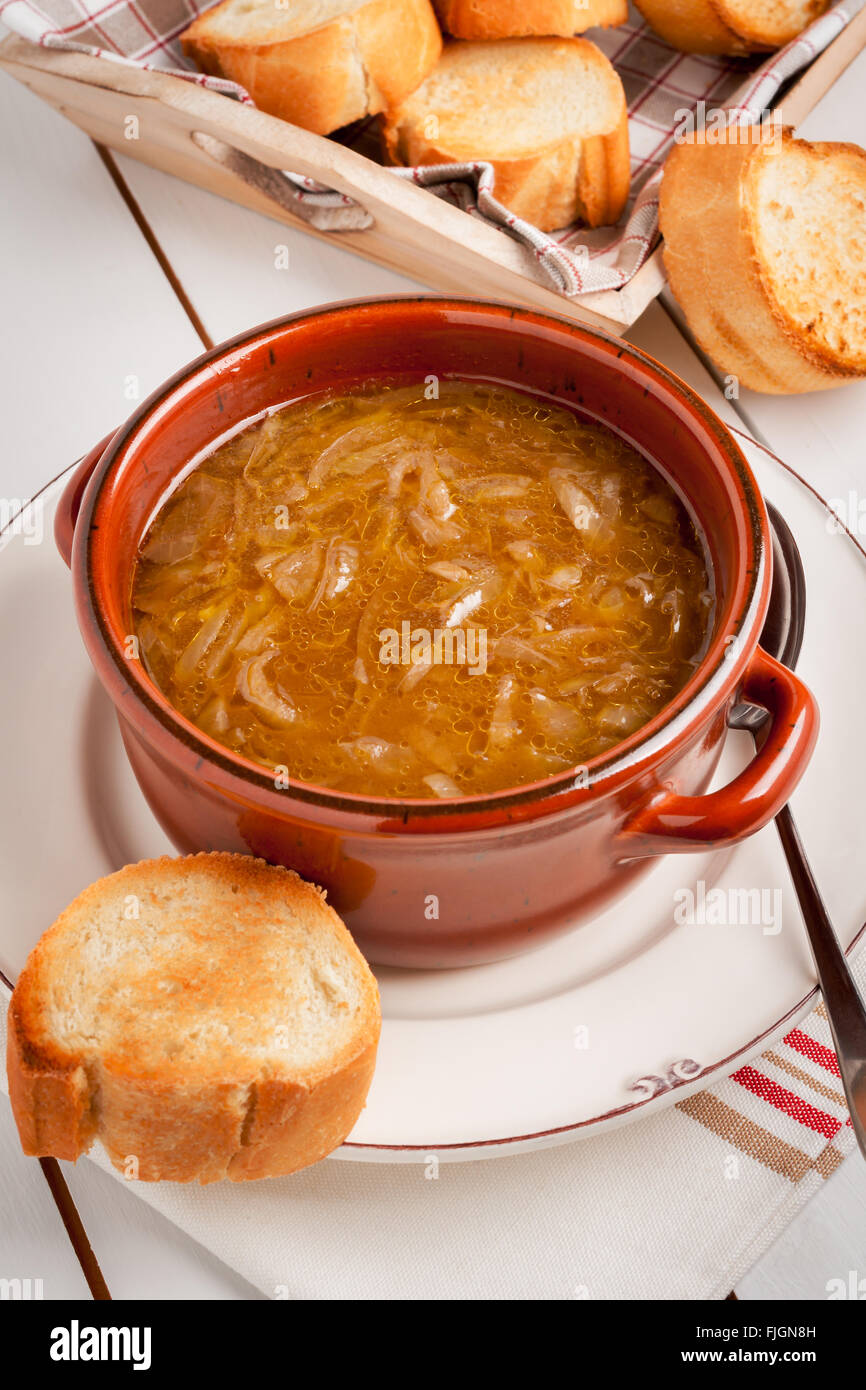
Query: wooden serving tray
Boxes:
[{"xmin": 2, "ymin": 12, "xmax": 865, "ymax": 336}]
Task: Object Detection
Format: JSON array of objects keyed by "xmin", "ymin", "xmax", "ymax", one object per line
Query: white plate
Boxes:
[{"xmin": 1, "ymin": 440, "xmax": 864, "ymax": 1162}]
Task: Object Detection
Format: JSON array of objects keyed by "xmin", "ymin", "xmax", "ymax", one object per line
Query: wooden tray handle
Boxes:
[{"xmin": 190, "ymin": 132, "xmax": 375, "ymax": 232}]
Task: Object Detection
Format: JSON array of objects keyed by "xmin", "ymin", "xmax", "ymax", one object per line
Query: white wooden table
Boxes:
[{"xmin": 2, "ymin": 41, "xmax": 865, "ymax": 1301}]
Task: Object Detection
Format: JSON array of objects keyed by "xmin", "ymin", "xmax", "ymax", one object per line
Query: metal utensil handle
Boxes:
[{"xmin": 775, "ymin": 802, "xmax": 866, "ymax": 1156}]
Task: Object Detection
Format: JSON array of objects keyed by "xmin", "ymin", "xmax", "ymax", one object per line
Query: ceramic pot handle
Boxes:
[
  {"xmin": 619, "ymin": 647, "xmax": 818, "ymax": 857},
  {"xmin": 55, "ymin": 436, "xmax": 114, "ymax": 569}
]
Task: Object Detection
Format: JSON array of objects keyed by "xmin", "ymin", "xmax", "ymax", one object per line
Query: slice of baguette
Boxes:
[
  {"xmin": 660, "ymin": 130, "xmax": 866, "ymax": 394},
  {"xmin": 7, "ymin": 854, "xmax": 381, "ymax": 1183},
  {"xmin": 432, "ymin": 0, "xmax": 627, "ymax": 40},
  {"xmin": 382, "ymin": 38, "xmax": 630, "ymax": 231},
  {"xmin": 181, "ymin": 0, "xmax": 442, "ymax": 136},
  {"xmin": 633, "ymin": 0, "xmax": 831, "ymax": 54}
]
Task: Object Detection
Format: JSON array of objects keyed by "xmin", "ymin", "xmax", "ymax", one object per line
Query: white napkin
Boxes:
[{"xmin": 3, "ymin": 968, "xmax": 858, "ymax": 1300}]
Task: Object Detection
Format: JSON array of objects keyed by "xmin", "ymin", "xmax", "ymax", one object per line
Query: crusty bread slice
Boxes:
[
  {"xmin": 7, "ymin": 854, "xmax": 381, "ymax": 1183},
  {"xmin": 382, "ymin": 37, "xmax": 630, "ymax": 231},
  {"xmin": 634, "ymin": 0, "xmax": 831, "ymax": 55},
  {"xmin": 181, "ymin": 0, "xmax": 442, "ymax": 136},
  {"xmin": 660, "ymin": 130, "xmax": 866, "ymax": 394},
  {"xmin": 433, "ymin": 0, "xmax": 627, "ymax": 40}
]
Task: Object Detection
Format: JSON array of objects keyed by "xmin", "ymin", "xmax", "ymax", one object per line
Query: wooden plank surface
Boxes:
[
  {"xmin": 112, "ymin": 146, "xmax": 423, "ymax": 347},
  {"xmin": 0, "ymin": 1106, "xmax": 92, "ymax": 1300},
  {"xmin": 0, "ymin": 71, "xmax": 204, "ymax": 496},
  {"xmin": 2, "ymin": 28, "xmax": 866, "ymax": 1301},
  {"xmin": 0, "ymin": 64, "xmax": 214, "ymax": 1297}
]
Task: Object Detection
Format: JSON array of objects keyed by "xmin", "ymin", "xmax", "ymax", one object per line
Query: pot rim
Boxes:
[{"xmin": 76, "ymin": 295, "xmax": 770, "ymax": 821}]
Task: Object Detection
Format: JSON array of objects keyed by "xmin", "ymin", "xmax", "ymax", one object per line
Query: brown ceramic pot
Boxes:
[{"xmin": 56, "ymin": 298, "xmax": 818, "ymax": 967}]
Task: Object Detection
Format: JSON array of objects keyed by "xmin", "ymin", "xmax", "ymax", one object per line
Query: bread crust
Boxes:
[
  {"xmin": 715, "ymin": 0, "xmax": 831, "ymax": 48},
  {"xmin": 227, "ymin": 1040, "xmax": 378, "ymax": 1180},
  {"xmin": 633, "ymin": 0, "xmax": 752, "ymax": 53},
  {"xmin": 181, "ymin": 0, "xmax": 443, "ymax": 135},
  {"xmin": 7, "ymin": 854, "xmax": 381, "ymax": 1183},
  {"xmin": 7, "ymin": 1010, "xmax": 95, "ymax": 1162},
  {"xmin": 433, "ymin": 0, "xmax": 627, "ymax": 39},
  {"xmin": 634, "ymin": 0, "xmax": 830, "ymax": 54},
  {"xmin": 660, "ymin": 130, "xmax": 866, "ymax": 393},
  {"xmin": 381, "ymin": 38, "xmax": 630, "ymax": 231}
]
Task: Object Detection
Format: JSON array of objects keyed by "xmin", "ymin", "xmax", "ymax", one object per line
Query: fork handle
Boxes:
[{"xmin": 775, "ymin": 803, "xmax": 866, "ymax": 1159}]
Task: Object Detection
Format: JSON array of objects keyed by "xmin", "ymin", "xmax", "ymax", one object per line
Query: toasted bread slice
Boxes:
[
  {"xmin": 181, "ymin": 0, "xmax": 442, "ymax": 135},
  {"xmin": 382, "ymin": 37, "xmax": 630, "ymax": 231},
  {"xmin": 433, "ymin": 0, "xmax": 627, "ymax": 39},
  {"xmin": 634, "ymin": 0, "xmax": 831, "ymax": 54},
  {"xmin": 7, "ymin": 854, "xmax": 381, "ymax": 1183},
  {"xmin": 660, "ymin": 130, "xmax": 866, "ymax": 394}
]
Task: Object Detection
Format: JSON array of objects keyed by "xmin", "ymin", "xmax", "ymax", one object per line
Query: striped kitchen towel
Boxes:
[
  {"xmin": 1, "ymin": 0, "xmax": 862, "ymax": 295},
  {"xmin": 1, "ymin": 972, "xmax": 860, "ymax": 1299}
]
